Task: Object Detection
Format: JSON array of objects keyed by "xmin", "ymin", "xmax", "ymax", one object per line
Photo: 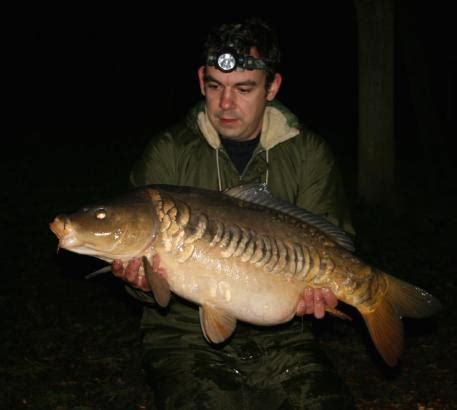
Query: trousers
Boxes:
[{"xmin": 139, "ymin": 300, "xmax": 355, "ymax": 410}]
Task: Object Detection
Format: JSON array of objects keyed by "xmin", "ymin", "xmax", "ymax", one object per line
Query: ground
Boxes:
[{"xmin": 2, "ymin": 129, "xmax": 456, "ymax": 409}]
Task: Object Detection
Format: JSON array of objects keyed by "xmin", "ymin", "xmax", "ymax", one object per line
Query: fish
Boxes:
[{"xmin": 49, "ymin": 184, "xmax": 441, "ymax": 367}]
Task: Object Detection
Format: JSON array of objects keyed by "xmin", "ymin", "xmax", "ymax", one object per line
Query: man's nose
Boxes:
[{"xmin": 220, "ymin": 89, "xmax": 235, "ymax": 110}]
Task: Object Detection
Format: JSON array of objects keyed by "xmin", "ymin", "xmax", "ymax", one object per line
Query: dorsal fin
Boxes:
[{"xmin": 224, "ymin": 183, "xmax": 355, "ymax": 252}]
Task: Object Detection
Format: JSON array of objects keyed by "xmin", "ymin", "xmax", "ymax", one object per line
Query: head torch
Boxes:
[{"xmin": 206, "ymin": 48, "xmax": 268, "ymax": 73}]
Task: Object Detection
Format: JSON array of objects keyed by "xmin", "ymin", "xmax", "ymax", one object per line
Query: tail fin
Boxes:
[{"xmin": 361, "ymin": 274, "xmax": 441, "ymax": 367}]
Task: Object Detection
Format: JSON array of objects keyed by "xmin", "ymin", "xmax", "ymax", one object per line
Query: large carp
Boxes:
[{"xmin": 50, "ymin": 184, "xmax": 441, "ymax": 367}]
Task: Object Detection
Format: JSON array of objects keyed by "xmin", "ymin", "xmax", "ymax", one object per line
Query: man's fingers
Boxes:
[
  {"xmin": 313, "ymin": 289, "xmax": 325, "ymax": 319},
  {"xmin": 296, "ymin": 288, "xmax": 339, "ymax": 318},
  {"xmin": 112, "ymin": 259, "xmax": 124, "ymax": 277},
  {"xmin": 296, "ymin": 299, "xmax": 306, "ymax": 316},
  {"xmin": 321, "ymin": 288, "xmax": 338, "ymax": 309},
  {"xmin": 304, "ymin": 288, "xmax": 314, "ymax": 315},
  {"xmin": 136, "ymin": 273, "xmax": 150, "ymax": 291},
  {"xmin": 111, "ymin": 258, "xmax": 151, "ymax": 291},
  {"xmin": 124, "ymin": 258, "xmax": 142, "ymax": 283}
]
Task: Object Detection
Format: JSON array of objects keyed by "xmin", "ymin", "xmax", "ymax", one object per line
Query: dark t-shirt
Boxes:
[{"xmin": 220, "ymin": 134, "xmax": 260, "ymax": 174}]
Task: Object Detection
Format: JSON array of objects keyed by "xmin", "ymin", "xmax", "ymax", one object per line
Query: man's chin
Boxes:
[
  {"xmin": 215, "ymin": 126, "xmax": 241, "ymax": 139},
  {"xmin": 217, "ymin": 120, "xmax": 240, "ymax": 131}
]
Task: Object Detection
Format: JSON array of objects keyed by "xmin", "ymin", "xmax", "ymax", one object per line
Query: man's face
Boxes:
[{"xmin": 198, "ymin": 63, "xmax": 281, "ymax": 142}]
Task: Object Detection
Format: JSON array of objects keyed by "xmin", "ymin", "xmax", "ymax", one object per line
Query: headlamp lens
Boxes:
[
  {"xmin": 207, "ymin": 50, "xmax": 267, "ymax": 73},
  {"xmin": 217, "ymin": 52, "xmax": 237, "ymax": 72}
]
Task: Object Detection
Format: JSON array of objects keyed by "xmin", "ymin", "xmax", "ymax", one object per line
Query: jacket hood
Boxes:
[{"xmin": 187, "ymin": 100, "xmax": 301, "ymax": 150}]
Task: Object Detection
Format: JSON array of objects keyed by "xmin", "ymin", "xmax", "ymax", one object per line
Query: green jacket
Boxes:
[
  {"xmin": 127, "ymin": 100, "xmax": 356, "ymax": 409},
  {"xmin": 130, "ymin": 100, "xmax": 354, "ymax": 235},
  {"xmin": 128, "ymin": 99, "xmax": 354, "ymax": 341}
]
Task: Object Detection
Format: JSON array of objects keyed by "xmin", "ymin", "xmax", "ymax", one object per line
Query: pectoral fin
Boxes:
[
  {"xmin": 85, "ymin": 265, "xmax": 112, "ymax": 280},
  {"xmin": 142, "ymin": 256, "xmax": 170, "ymax": 308},
  {"xmin": 199, "ymin": 304, "xmax": 237, "ymax": 344}
]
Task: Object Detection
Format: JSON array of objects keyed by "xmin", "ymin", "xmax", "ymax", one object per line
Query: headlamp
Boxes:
[{"xmin": 206, "ymin": 49, "xmax": 268, "ymax": 73}]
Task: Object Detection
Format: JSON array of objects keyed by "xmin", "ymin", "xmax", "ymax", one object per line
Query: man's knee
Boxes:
[{"xmin": 142, "ymin": 351, "xmax": 243, "ymax": 410}]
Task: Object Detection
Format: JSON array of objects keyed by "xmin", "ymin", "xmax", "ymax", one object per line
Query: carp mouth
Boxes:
[
  {"xmin": 49, "ymin": 216, "xmax": 144, "ymax": 260},
  {"xmin": 50, "ymin": 216, "xmax": 84, "ymax": 252},
  {"xmin": 50, "ymin": 216, "xmax": 67, "ymax": 240}
]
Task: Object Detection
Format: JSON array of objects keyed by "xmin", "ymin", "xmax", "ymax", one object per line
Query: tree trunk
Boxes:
[
  {"xmin": 355, "ymin": 0, "xmax": 395, "ymax": 204},
  {"xmin": 396, "ymin": 1, "xmax": 450, "ymax": 192}
]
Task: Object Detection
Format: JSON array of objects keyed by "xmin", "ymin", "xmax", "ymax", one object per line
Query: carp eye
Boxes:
[{"xmin": 95, "ymin": 209, "xmax": 107, "ymax": 220}]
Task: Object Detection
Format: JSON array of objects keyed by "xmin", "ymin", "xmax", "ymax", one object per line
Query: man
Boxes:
[{"xmin": 114, "ymin": 17, "xmax": 355, "ymax": 409}]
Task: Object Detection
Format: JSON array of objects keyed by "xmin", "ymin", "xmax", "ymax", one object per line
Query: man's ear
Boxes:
[
  {"xmin": 198, "ymin": 66, "xmax": 206, "ymax": 96},
  {"xmin": 266, "ymin": 73, "xmax": 282, "ymax": 101}
]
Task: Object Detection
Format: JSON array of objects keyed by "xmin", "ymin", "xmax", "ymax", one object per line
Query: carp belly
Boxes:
[{"xmin": 160, "ymin": 252, "xmax": 302, "ymax": 326}]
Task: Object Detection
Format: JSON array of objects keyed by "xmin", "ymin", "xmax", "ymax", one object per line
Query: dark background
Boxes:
[
  {"xmin": 13, "ymin": 3, "xmax": 359, "ymax": 136},
  {"xmin": 4, "ymin": 2, "xmax": 457, "ymax": 409},
  {"xmin": 11, "ymin": 3, "xmax": 456, "ymax": 168}
]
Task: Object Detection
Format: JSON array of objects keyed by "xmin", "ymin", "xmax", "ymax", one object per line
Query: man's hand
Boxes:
[
  {"xmin": 112, "ymin": 258, "xmax": 150, "ymax": 291},
  {"xmin": 295, "ymin": 288, "xmax": 338, "ymax": 319}
]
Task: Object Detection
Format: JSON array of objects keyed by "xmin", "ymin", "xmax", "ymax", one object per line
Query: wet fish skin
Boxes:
[{"xmin": 50, "ymin": 184, "xmax": 442, "ymax": 367}]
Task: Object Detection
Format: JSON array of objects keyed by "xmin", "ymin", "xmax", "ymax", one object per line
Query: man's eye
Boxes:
[
  {"xmin": 238, "ymin": 88, "xmax": 252, "ymax": 94},
  {"xmin": 207, "ymin": 83, "xmax": 219, "ymax": 90}
]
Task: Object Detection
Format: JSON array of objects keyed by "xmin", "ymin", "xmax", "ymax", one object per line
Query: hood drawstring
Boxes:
[
  {"xmin": 265, "ymin": 149, "xmax": 270, "ymax": 186},
  {"xmin": 215, "ymin": 147, "xmax": 270, "ymax": 191},
  {"xmin": 216, "ymin": 148, "xmax": 222, "ymax": 191}
]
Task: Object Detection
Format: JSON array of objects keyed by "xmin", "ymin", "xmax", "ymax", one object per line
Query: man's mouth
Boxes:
[{"xmin": 219, "ymin": 118, "xmax": 238, "ymax": 125}]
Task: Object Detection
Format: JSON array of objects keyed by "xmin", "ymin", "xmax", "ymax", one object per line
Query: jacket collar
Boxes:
[{"xmin": 191, "ymin": 100, "xmax": 301, "ymax": 150}]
